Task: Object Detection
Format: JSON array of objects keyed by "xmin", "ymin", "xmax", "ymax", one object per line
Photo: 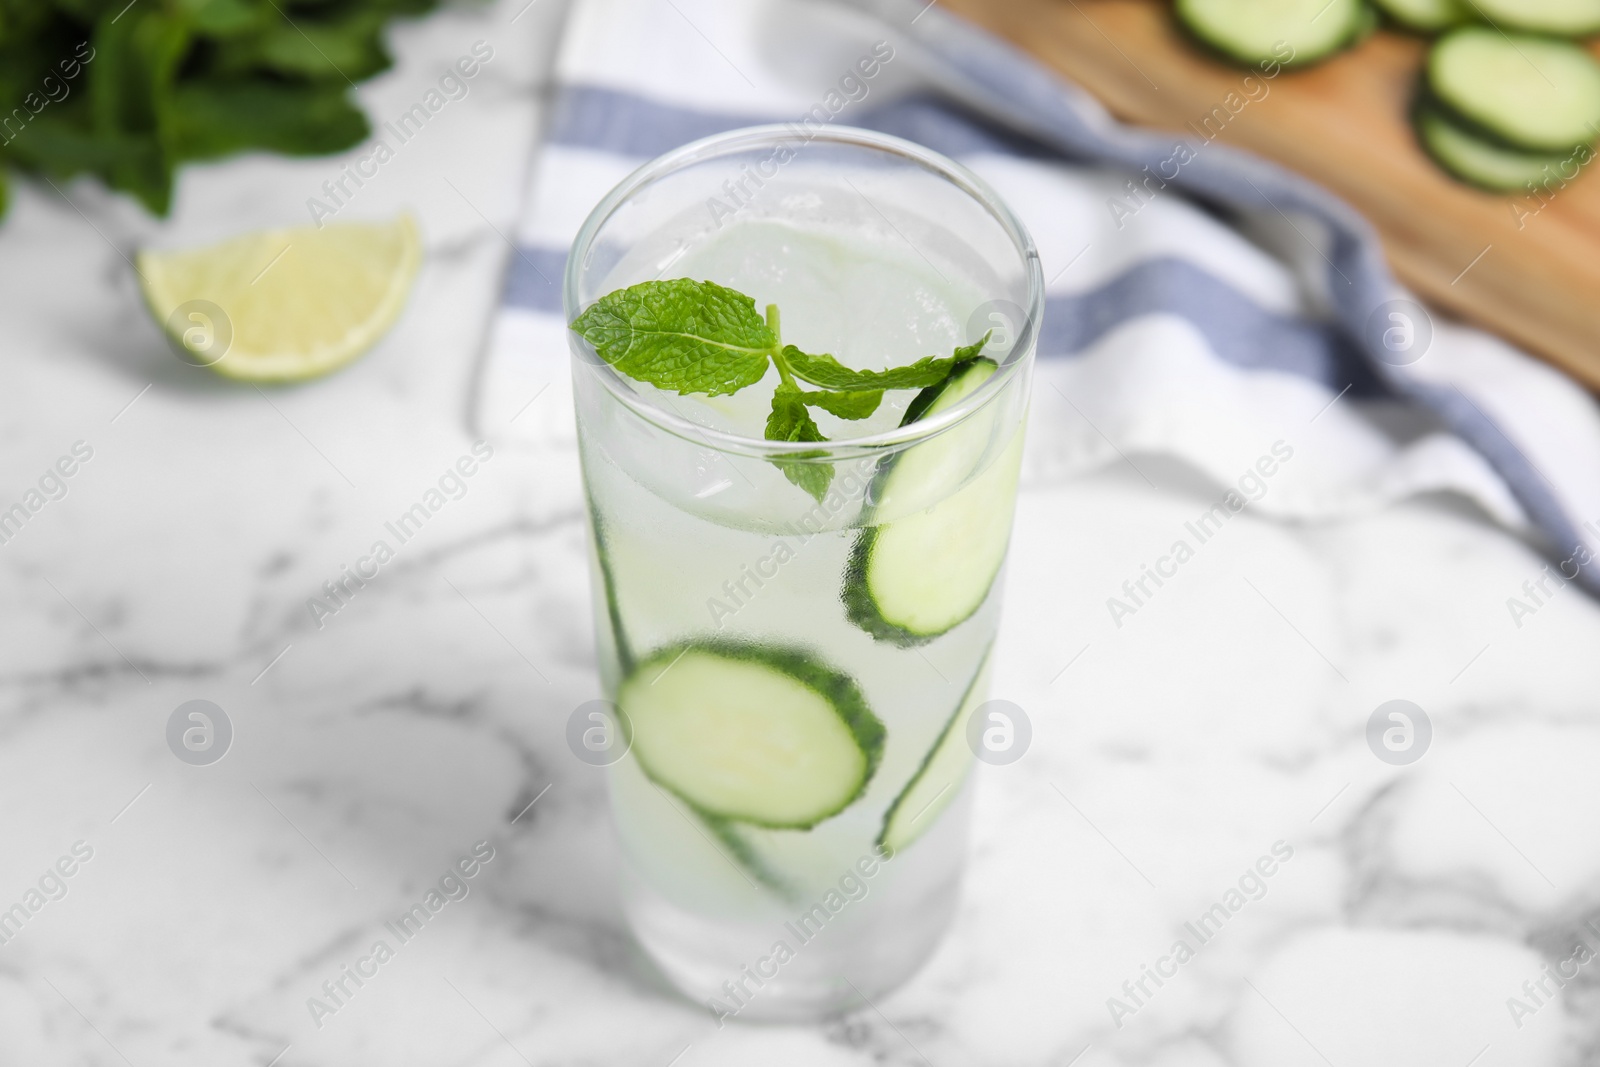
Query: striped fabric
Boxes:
[{"xmin": 479, "ymin": 0, "xmax": 1600, "ymax": 594}]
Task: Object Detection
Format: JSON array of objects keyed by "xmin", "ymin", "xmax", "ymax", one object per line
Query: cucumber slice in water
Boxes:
[
  {"xmin": 1470, "ymin": 0, "xmax": 1600, "ymax": 36},
  {"xmin": 1373, "ymin": 0, "xmax": 1469, "ymax": 32},
  {"xmin": 585, "ymin": 495, "xmax": 636, "ymax": 676},
  {"xmin": 617, "ymin": 641, "xmax": 885, "ymax": 829},
  {"xmin": 1427, "ymin": 28, "xmax": 1600, "ymax": 153},
  {"xmin": 877, "ymin": 649, "xmax": 992, "ymax": 855},
  {"xmin": 1175, "ymin": 0, "xmax": 1367, "ymax": 68},
  {"xmin": 608, "ymin": 750, "xmax": 789, "ymax": 906},
  {"xmin": 845, "ymin": 358, "xmax": 1023, "ymax": 646},
  {"xmin": 1416, "ymin": 103, "xmax": 1574, "ymax": 191},
  {"xmin": 701, "ymin": 811, "xmax": 792, "ymax": 894}
]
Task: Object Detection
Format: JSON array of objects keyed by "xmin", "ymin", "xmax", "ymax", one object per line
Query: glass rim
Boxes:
[{"xmin": 562, "ymin": 124, "xmax": 1045, "ymax": 461}]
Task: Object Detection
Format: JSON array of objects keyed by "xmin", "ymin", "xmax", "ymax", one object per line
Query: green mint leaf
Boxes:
[
  {"xmin": 571, "ymin": 279, "xmax": 776, "ymax": 396},
  {"xmin": 899, "ymin": 335, "xmax": 997, "ymax": 425},
  {"xmin": 765, "ymin": 383, "xmax": 834, "ymax": 502},
  {"xmin": 952, "ymin": 330, "xmax": 994, "ymax": 361},
  {"xmin": 182, "ymin": 0, "xmax": 267, "ymax": 37},
  {"xmin": 775, "ymin": 453, "xmax": 835, "ymax": 503},
  {"xmin": 0, "ymin": 0, "xmax": 448, "ymax": 218},
  {"xmin": 164, "ymin": 80, "xmax": 370, "ymax": 162},
  {"xmin": 781, "ymin": 346, "xmax": 951, "ymax": 390},
  {"xmin": 781, "ymin": 331, "xmax": 991, "ymax": 391},
  {"xmin": 93, "ymin": 10, "xmax": 191, "ymax": 214},
  {"xmin": 764, "ymin": 382, "xmax": 826, "ymax": 443},
  {"xmin": 802, "ymin": 389, "xmax": 882, "ymax": 420},
  {"xmin": 208, "ymin": 9, "xmax": 393, "ymax": 82}
]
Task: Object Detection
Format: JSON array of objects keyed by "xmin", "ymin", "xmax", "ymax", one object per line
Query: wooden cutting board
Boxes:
[{"xmin": 944, "ymin": 0, "xmax": 1600, "ymax": 390}]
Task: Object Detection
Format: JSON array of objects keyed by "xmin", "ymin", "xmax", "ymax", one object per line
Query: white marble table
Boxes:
[{"xmin": 2, "ymin": 3, "xmax": 1598, "ymax": 1065}]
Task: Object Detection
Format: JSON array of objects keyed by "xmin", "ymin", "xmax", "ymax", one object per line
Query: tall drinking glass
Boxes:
[{"xmin": 565, "ymin": 126, "xmax": 1042, "ymax": 1020}]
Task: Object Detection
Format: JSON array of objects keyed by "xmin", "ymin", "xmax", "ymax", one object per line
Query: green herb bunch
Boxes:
[
  {"xmin": 0, "ymin": 0, "xmax": 439, "ymax": 217},
  {"xmin": 571, "ymin": 278, "xmax": 990, "ymax": 501}
]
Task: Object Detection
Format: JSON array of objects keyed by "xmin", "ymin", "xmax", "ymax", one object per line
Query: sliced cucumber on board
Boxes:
[
  {"xmin": 845, "ymin": 358, "xmax": 1024, "ymax": 647},
  {"xmin": 1427, "ymin": 28, "xmax": 1600, "ymax": 153},
  {"xmin": 1373, "ymin": 0, "xmax": 1469, "ymax": 32},
  {"xmin": 1470, "ymin": 0, "xmax": 1600, "ymax": 36},
  {"xmin": 1175, "ymin": 0, "xmax": 1369, "ymax": 68},
  {"xmin": 617, "ymin": 641, "xmax": 885, "ymax": 829},
  {"xmin": 877, "ymin": 648, "xmax": 992, "ymax": 855},
  {"xmin": 1415, "ymin": 103, "xmax": 1576, "ymax": 191}
]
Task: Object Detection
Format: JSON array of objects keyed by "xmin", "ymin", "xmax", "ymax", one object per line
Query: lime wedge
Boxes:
[{"xmin": 137, "ymin": 215, "xmax": 421, "ymax": 382}]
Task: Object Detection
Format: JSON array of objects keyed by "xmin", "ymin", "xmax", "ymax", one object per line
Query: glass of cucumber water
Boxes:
[{"xmin": 564, "ymin": 126, "xmax": 1042, "ymax": 1020}]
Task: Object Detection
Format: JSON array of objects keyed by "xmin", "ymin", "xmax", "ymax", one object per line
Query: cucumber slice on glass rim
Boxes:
[
  {"xmin": 616, "ymin": 640, "xmax": 885, "ymax": 829},
  {"xmin": 877, "ymin": 648, "xmax": 992, "ymax": 855},
  {"xmin": 844, "ymin": 358, "xmax": 1024, "ymax": 647}
]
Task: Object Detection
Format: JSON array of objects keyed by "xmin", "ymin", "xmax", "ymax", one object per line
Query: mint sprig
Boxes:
[{"xmin": 571, "ymin": 279, "xmax": 990, "ymax": 502}]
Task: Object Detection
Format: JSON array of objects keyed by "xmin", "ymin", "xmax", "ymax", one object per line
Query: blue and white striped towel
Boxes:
[{"xmin": 478, "ymin": 0, "xmax": 1600, "ymax": 594}]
